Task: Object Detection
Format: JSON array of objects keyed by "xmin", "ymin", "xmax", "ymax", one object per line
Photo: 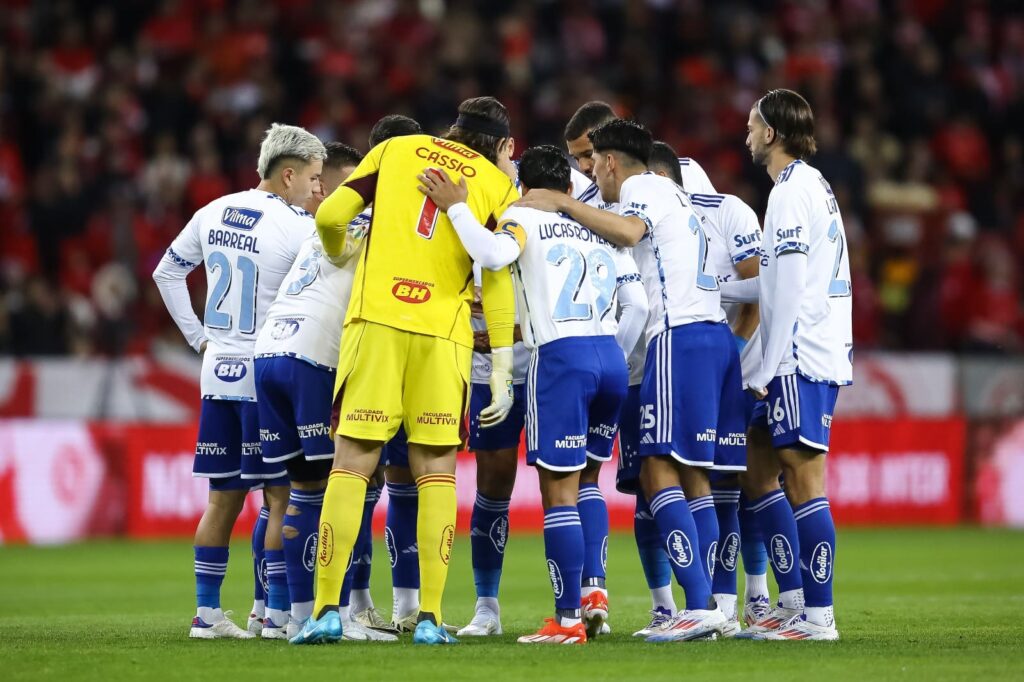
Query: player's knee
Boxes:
[
  {"xmin": 580, "ymin": 457, "xmax": 602, "ymax": 484},
  {"xmin": 477, "ymin": 449, "xmax": 517, "ymax": 498}
]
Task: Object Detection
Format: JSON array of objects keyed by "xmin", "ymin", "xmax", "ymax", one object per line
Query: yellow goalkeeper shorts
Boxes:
[{"xmin": 332, "ymin": 320, "xmax": 471, "ymax": 447}]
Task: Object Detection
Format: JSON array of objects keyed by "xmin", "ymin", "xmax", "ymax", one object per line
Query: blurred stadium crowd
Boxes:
[{"xmin": 0, "ymin": 0, "xmax": 1022, "ymax": 356}]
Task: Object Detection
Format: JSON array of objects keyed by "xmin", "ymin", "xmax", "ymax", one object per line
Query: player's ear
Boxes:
[{"xmin": 281, "ymin": 166, "xmax": 294, "ymax": 187}]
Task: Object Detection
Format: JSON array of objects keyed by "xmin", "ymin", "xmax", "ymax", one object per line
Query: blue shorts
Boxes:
[
  {"xmin": 254, "ymin": 356, "xmax": 335, "ymax": 464},
  {"xmin": 526, "ymin": 336, "xmax": 628, "ymax": 472},
  {"xmin": 195, "ymin": 398, "xmax": 286, "ymax": 490},
  {"xmin": 381, "ymin": 426, "xmax": 409, "ymax": 469},
  {"xmin": 468, "ymin": 383, "xmax": 526, "ymax": 451},
  {"xmin": 638, "ymin": 322, "xmax": 747, "ymax": 472},
  {"xmin": 750, "ymin": 374, "xmax": 839, "ymax": 453},
  {"xmin": 615, "ymin": 384, "xmax": 642, "ymax": 494}
]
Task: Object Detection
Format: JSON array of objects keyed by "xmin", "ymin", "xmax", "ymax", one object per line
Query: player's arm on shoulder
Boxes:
[
  {"xmin": 152, "ymin": 215, "xmax": 207, "ymax": 352},
  {"xmin": 316, "ymin": 143, "xmax": 383, "ymax": 260},
  {"xmin": 514, "ymin": 189, "xmax": 645, "ymax": 247},
  {"xmin": 425, "ymin": 172, "xmax": 524, "ymax": 269},
  {"xmin": 612, "ymin": 251, "xmax": 648, "ymax": 357}
]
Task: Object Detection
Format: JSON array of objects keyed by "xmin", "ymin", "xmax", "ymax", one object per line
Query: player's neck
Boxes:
[
  {"xmin": 257, "ymin": 178, "xmax": 291, "ymax": 203},
  {"xmin": 766, "ymin": 151, "xmax": 797, "ymax": 184}
]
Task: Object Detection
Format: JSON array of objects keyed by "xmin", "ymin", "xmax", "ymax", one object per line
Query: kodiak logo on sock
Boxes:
[
  {"xmin": 489, "ymin": 516, "xmax": 509, "ymax": 554},
  {"xmin": 720, "ymin": 532, "xmax": 740, "ymax": 572},
  {"xmin": 771, "ymin": 534, "xmax": 794, "ymax": 573},
  {"xmin": 303, "ymin": 533, "xmax": 317, "ymax": 573},
  {"xmin": 601, "ymin": 536, "xmax": 609, "ymax": 572},
  {"xmin": 439, "ymin": 524, "xmax": 455, "ymax": 565},
  {"xmin": 812, "ymin": 542, "xmax": 833, "ymax": 584},
  {"xmin": 385, "ymin": 527, "xmax": 398, "ymax": 568},
  {"xmin": 707, "ymin": 541, "xmax": 719, "ymax": 578},
  {"xmin": 318, "ymin": 523, "xmax": 334, "ymax": 567},
  {"xmin": 666, "ymin": 530, "xmax": 693, "ymax": 568},
  {"xmin": 547, "ymin": 559, "xmax": 563, "ymax": 598}
]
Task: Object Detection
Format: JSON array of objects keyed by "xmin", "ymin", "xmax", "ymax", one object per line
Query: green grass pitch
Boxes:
[{"xmin": 1, "ymin": 528, "xmax": 1022, "ymax": 681}]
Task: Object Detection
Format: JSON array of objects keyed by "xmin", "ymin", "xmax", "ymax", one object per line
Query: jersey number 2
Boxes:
[{"xmin": 827, "ymin": 220, "xmax": 851, "ymax": 297}]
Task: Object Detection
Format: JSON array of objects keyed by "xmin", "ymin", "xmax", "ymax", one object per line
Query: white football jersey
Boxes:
[
  {"xmin": 689, "ymin": 192, "xmax": 762, "ymax": 325},
  {"xmin": 254, "ymin": 211, "xmax": 370, "ymax": 369},
  {"xmin": 760, "ymin": 160, "xmax": 853, "ymax": 385},
  {"xmin": 161, "ymin": 190, "xmax": 313, "ymax": 399},
  {"xmin": 619, "ymin": 173, "xmax": 725, "ymax": 343},
  {"xmin": 571, "ymin": 167, "xmax": 602, "ymax": 206},
  {"xmin": 500, "ymin": 206, "xmax": 640, "ymax": 349},
  {"xmin": 678, "ymin": 157, "xmax": 716, "ymax": 194}
]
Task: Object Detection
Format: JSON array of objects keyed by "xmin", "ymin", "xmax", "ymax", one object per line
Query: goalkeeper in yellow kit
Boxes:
[{"xmin": 291, "ymin": 97, "xmax": 519, "ymax": 646}]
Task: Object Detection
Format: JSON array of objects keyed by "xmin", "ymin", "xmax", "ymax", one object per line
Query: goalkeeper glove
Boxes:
[{"xmin": 480, "ymin": 347, "xmax": 514, "ymax": 428}]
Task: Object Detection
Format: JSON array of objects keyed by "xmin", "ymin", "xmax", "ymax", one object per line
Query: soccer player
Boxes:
[
  {"xmin": 517, "ymin": 120, "xmax": 747, "ymax": 642},
  {"xmin": 648, "ymin": 141, "xmax": 769, "ymax": 634},
  {"xmin": 252, "ymin": 142, "xmax": 397, "ymax": 642},
  {"xmin": 152, "ymin": 124, "xmax": 326, "ymax": 639},
  {"xmin": 722, "ymin": 89, "xmax": 852, "ymax": 641},
  {"xmin": 419, "ymin": 144, "xmax": 647, "ymax": 644},
  {"xmin": 291, "ymin": 97, "xmax": 519, "ymax": 646}
]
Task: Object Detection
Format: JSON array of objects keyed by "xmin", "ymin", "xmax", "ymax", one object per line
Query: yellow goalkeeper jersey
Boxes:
[{"xmin": 315, "ymin": 134, "xmax": 518, "ymax": 349}]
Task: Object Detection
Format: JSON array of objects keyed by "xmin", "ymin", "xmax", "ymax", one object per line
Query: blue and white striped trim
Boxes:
[
  {"xmin": 386, "ymin": 482, "xmax": 418, "ymax": 498},
  {"xmin": 794, "ymin": 499, "xmax": 830, "ymax": 522},
  {"xmin": 258, "ymin": 507, "xmax": 270, "ymax": 519},
  {"xmin": 796, "ymin": 367, "xmax": 853, "ymax": 387},
  {"xmin": 781, "ymin": 374, "xmax": 801, "ymax": 430},
  {"xmin": 687, "ymin": 495, "xmax": 715, "ymax": 514},
  {"xmin": 690, "ymin": 193, "xmax": 725, "ymax": 208},
  {"xmin": 526, "ymin": 351, "xmax": 539, "ymax": 452},
  {"xmin": 577, "ymin": 486, "xmax": 605, "ymax": 503},
  {"xmin": 194, "ymin": 561, "xmax": 228, "ymax": 576},
  {"xmin": 653, "ymin": 331, "xmax": 673, "ymax": 446},
  {"xmin": 261, "ymin": 447, "xmax": 304, "ymax": 464},
  {"xmin": 776, "ymin": 160, "xmax": 802, "ymax": 184},
  {"xmin": 166, "ymin": 247, "xmax": 197, "ymax": 269},
  {"xmin": 289, "ymin": 490, "xmax": 325, "ymax": 505},
  {"xmin": 201, "ymin": 394, "xmax": 257, "ymax": 403},
  {"xmin": 365, "ymin": 487, "xmax": 382, "ymax": 503},
  {"xmin": 711, "ymin": 489, "xmax": 742, "ymax": 504},
  {"xmin": 266, "ymin": 561, "xmax": 287, "ymax": 576},
  {"xmin": 649, "ymin": 488, "xmax": 686, "ymax": 516},
  {"xmin": 774, "ymin": 240, "xmax": 809, "ymax": 256},
  {"xmin": 731, "ymin": 247, "xmax": 761, "ymax": 264},
  {"xmin": 678, "ymin": 157, "xmax": 693, "ymax": 166},
  {"xmin": 579, "ymin": 182, "xmax": 600, "ymax": 204},
  {"xmin": 240, "ymin": 470, "xmax": 287, "ymax": 481},
  {"xmin": 748, "ymin": 489, "xmax": 787, "ymax": 513},
  {"xmin": 475, "ymin": 493, "xmax": 511, "ymax": 512},
  {"xmin": 543, "ymin": 509, "xmax": 581, "ymax": 530},
  {"xmin": 616, "ymin": 272, "xmax": 642, "ymax": 285}
]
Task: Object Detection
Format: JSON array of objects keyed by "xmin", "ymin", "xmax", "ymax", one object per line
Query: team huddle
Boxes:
[{"xmin": 154, "ymin": 89, "xmax": 852, "ymax": 646}]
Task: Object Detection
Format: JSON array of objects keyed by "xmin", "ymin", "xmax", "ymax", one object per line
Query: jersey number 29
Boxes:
[{"xmin": 546, "ymin": 244, "xmax": 617, "ymax": 322}]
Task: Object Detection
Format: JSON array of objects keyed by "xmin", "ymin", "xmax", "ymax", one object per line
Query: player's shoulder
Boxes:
[
  {"xmin": 570, "ymin": 168, "xmax": 599, "ymax": 204},
  {"xmin": 499, "ymin": 204, "xmax": 546, "ymax": 229},
  {"xmin": 622, "ymin": 171, "xmax": 674, "ymax": 198},
  {"xmin": 774, "ymin": 159, "xmax": 822, "ymax": 190}
]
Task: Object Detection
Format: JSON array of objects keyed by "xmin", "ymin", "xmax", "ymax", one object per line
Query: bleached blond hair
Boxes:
[{"xmin": 256, "ymin": 123, "xmax": 327, "ymax": 179}]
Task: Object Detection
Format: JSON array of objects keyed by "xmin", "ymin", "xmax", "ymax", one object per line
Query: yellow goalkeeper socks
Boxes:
[
  {"xmin": 416, "ymin": 473, "xmax": 457, "ymax": 624},
  {"xmin": 312, "ymin": 468, "xmax": 367, "ymax": 619}
]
